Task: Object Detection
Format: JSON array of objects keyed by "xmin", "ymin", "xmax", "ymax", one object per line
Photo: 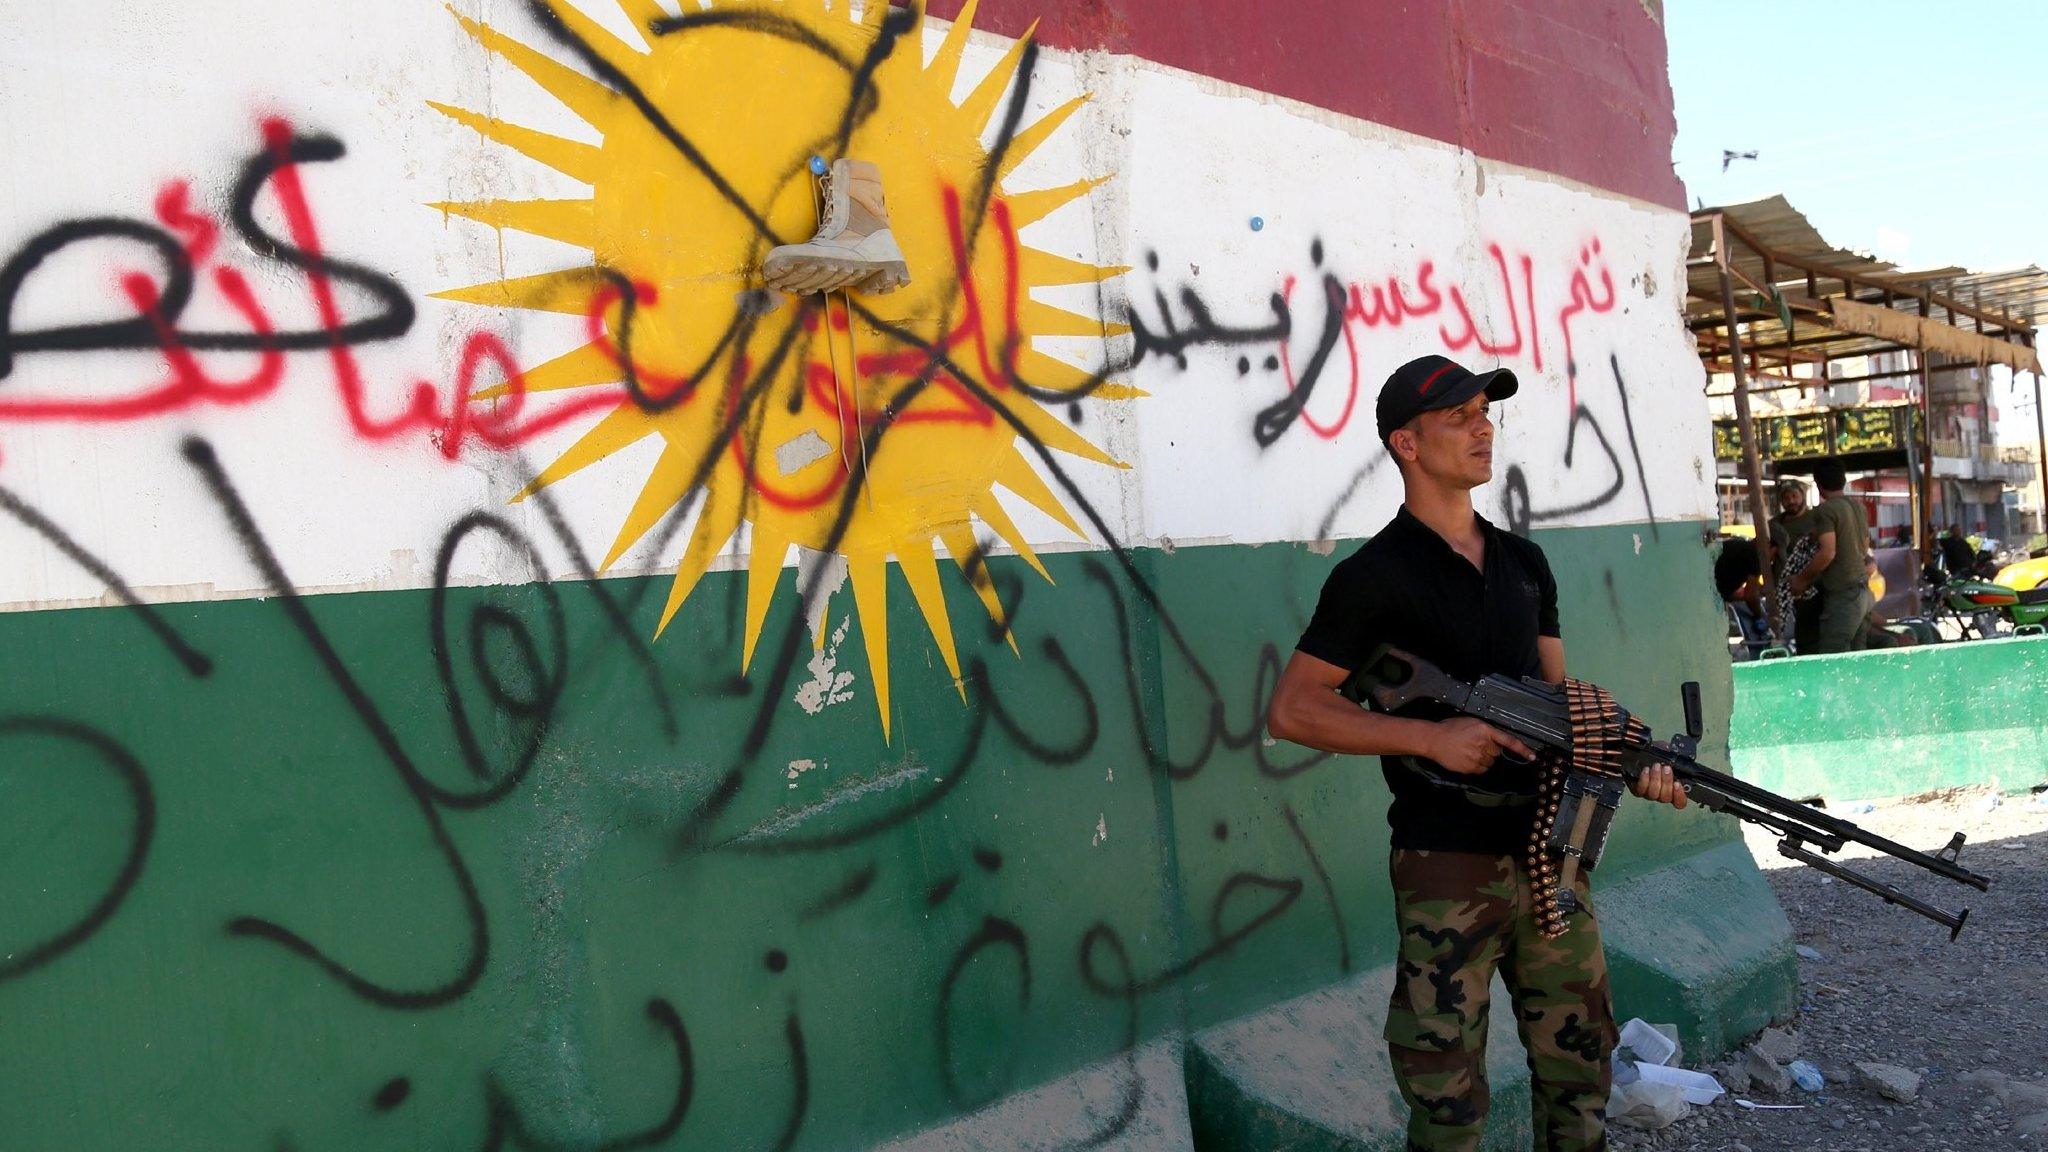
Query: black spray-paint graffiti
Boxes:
[
  {"xmin": 0, "ymin": 20, "xmax": 1347, "ymax": 1117},
  {"xmin": 1124, "ymin": 241, "xmax": 1661, "ymax": 543},
  {"xmin": 0, "ymin": 2, "xmax": 1673, "ymax": 1147}
]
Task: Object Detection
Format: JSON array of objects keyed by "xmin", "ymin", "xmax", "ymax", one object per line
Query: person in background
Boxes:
[
  {"xmin": 1788, "ymin": 460, "xmax": 1876, "ymax": 654},
  {"xmin": 1714, "ymin": 535, "xmax": 1769, "ymax": 656},
  {"xmin": 1940, "ymin": 524, "xmax": 1976, "ymax": 577},
  {"xmin": 1770, "ymin": 476, "xmax": 1820, "ymax": 653}
]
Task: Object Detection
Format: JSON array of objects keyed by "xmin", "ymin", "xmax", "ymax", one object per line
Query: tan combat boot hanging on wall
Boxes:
[{"xmin": 761, "ymin": 158, "xmax": 912, "ymax": 296}]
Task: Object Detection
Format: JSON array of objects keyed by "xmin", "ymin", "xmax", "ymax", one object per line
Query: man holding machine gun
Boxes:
[{"xmin": 1266, "ymin": 355, "xmax": 1687, "ymax": 1152}]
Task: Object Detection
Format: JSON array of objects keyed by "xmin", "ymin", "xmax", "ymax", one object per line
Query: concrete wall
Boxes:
[
  {"xmin": 1732, "ymin": 637, "xmax": 2048, "ymax": 802},
  {"xmin": 0, "ymin": 2, "xmax": 1790, "ymax": 1148}
]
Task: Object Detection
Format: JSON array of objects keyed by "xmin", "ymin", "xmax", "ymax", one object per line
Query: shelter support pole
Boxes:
[
  {"xmin": 1919, "ymin": 349, "xmax": 1937, "ymax": 562},
  {"xmin": 1716, "ymin": 251, "xmax": 1780, "ymax": 644},
  {"xmin": 2035, "ymin": 369, "xmax": 2047, "ymax": 541}
]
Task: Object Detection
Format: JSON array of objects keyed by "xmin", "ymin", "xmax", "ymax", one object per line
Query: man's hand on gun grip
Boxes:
[
  {"xmin": 1630, "ymin": 761, "xmax": 1689, "ymax": 809},
  {"xmin": 1428, "ymin": 718, "xmax": 1536, "ymax": 775}
]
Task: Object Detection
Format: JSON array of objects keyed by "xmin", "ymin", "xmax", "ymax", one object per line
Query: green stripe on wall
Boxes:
[{"xmin": 0, "ymin": 518, "xmax": 1782, "ymax": 1150}]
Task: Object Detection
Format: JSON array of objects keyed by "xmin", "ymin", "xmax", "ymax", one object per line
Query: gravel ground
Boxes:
[{"xmin": 1610, "ymin": 785, "xmax": 2048, "ymax": 1152}]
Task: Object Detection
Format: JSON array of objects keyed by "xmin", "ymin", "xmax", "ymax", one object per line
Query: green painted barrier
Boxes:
[
  {"xmin": 1732, "ymin": 637, "xmax": 2048, "ymax": 802},
  {"xmin": 0, "ymin": 522, "xmax": 1793, "ymax": 1150}
]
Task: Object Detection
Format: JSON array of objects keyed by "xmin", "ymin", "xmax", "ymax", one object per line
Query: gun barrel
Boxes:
[
  {"xmin": 1679, "ymin": 780, "xmax": 1845, "ymax": 852},
  {"xmin": 1646, "ymin": 747, "xmax": 1992, "ymax": 892},
  {"xmin": 1343, "ymin": 649, "xmax": 1996, "ymax": 935}
]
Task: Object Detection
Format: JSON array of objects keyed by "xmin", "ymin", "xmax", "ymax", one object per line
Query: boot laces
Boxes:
[{"xmin": 816, "ymin": 167, "xmax": 844, "ymax": 236}]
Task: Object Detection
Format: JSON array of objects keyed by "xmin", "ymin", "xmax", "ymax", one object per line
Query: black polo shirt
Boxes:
[{"xmin": 1295, "ymin": 505, "xmax": 1559, "ymax": 854}]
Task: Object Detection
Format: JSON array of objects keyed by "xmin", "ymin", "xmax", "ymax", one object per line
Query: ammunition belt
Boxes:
[{"xmin": 1528, "ymin": 678, "xmax": 1650, "ymax": 938}]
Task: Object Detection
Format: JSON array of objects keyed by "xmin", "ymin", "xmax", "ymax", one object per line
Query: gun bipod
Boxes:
[{"xmin": 1776, "ymin": 838, "xmax": 1972, "ymax": 942}]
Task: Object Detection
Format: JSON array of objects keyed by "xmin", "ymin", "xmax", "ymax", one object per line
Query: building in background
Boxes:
[
  {"xmin": 1689, "ymin": 198, "xmax": 2044, "ymax": 559},
  {"xmin": 1708, "ymin": 349, "xmax": 2038, "ymax": 545},
  {"xmin": 1992, "ymin": 368, "xmax": 2048, "ymax": 541}
]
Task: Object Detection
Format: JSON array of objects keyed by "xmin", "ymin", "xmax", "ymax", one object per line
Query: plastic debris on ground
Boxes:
[
  {"xmin": 1617, "ymin": 1018, "xmax": 1682, "ymax": 1067},
  {"xmin": 1608, "ymin": 1080, "xmax": 1690, "ymax": 1129},
  {"xmin": 1636, "ymin": 1063, "xmax": 1726, "ymax": 1105},
  {"xmin": 1604, "ymin": 1019, "xmax": 1726, "ymax": 1129}
]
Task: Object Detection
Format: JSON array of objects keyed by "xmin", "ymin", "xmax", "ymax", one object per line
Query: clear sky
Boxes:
[
  {"xmin": 1667, "ymin": 0, "xmax": 2046, "ymax": 273},
  {"xmin": 1666, "ymin": 0, "xmax": 2048, "ymax": 444}
]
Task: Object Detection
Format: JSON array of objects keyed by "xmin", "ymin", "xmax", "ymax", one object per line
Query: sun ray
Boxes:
[
  {"xmin": 474, "ymin": 340, "xmax": 622, "ymax": 402},
  {"xmin": 893, "ymin": 534, "xmax": 964, "ymax": 693},
  {"xmin": 1018, "ymin": 247, "xmax": 1127, "ymax": 288},
  {"xmin": 1007, "ymin": 349, "xmax": 1144, "ymax": 400},
  {"xmin": 657, "ymin": 478, "xmax": 745, "ymax": 636},
  {"xmin": 926, "ymin": 0, "xmax": 980, "ymax": 83},
  {"xmin": 993, "ymin": 446, "xmax": 1084, "ymax": 537},
  {"xmin": 430, "ymin": 197, "xmax": 597, "ymax": 250},
  {"xmin": 937, "ymin": 520, "xmax": 1018, "ymax": 652},
  {"xmin": 1020, "ymin": 299, "xmax": 1129, "ymax": 338},
  {"xmin": 995, "ymin": 92, "xmax": 1088, "ymax": 183},
  {"xmin": 846, "ymin": 549, "xmax": 894, "ymax": 740},
  {"xmin": 447, "ymin": 7, "xmax": 618, "ymax": 128},
  {"xmin": 955, "ymin": 20, "xmax": 1039, "ymax": 134},
  {"xmin": 1001, "ymin": 395, "xmax": 1124, "ymax": 468},
  {"xmin": 1080, "ymin": 383, "xmax": 1145, "ymax": 401},
  {"xmin": 431, "ymin": 268, "xmax": 606, "ymax": 316},
  {"xmin": 513, "ymin": 403, "xmax": 658, "ymax": 499},
  {"xmin": 741, "ymin": 520, "xmax": 794, "ymax": 672},
  {"xmin": 531, "ymin": 0, "xmax": 648, "ymax": 79},
  {"xmin": 427, "ymin": 101, "xmax": 605, "ymax": 185},
  {"xmin": 1002, "ymin": 176, "xmax": 1109, "ymax": 230},
  {"xmin": 970, "ymin": 493, "xmax": 1051, "ymax": 582},
  {"xmin": 858, "ymin": 0, "xmax": 892, "ymax": 29},
  {"xmin": 1004, "ymin": 348, "xmax": 1094, "ymax": 392},
  {"xmin": 601, "ymin": 441, "xmax": 696, "ymax": 570},
  {"xmin": 612, "ymin": 0, "xmax": 670, "ymax": 43}
]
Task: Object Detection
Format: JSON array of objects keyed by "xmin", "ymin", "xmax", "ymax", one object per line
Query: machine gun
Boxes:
[{"xmin": 1340, "ymin": 646, "xmax": 1991, "ymax": 940}]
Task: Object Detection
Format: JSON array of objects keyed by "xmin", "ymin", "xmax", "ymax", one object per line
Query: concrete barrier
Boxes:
[{"xmin": 1732, "ymin": 637, "xmax": 2048, "ymax": 802}]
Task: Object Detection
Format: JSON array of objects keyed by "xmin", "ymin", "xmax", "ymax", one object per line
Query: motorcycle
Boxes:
[{"xmin": 1918, "ymin": 566, "xmax": 2048, "ymax": 640}]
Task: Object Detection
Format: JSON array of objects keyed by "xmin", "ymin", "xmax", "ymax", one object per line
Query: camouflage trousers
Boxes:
[{"xmin": 1386, "ymin": 849, "xmax": 1617, "ymax": 1152}]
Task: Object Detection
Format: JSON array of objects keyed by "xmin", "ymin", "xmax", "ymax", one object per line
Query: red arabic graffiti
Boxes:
[
  {"xmin": 1275, "ymin": 238, "xmax": 1617, "ymax": 438},
  {"xmin": 0, "ymin": 118, "xmax": 624, "ymax": 464}
]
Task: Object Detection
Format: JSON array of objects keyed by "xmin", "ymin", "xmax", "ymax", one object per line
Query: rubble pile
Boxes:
[{"xmin": 1607, "ymin": 788, "xmax": 2048, "ymax": 1150}]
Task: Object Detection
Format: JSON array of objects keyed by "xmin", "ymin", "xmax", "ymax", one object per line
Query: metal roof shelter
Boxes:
[
  {"xmin": 1688, "ymin": 196, "xmax": 2046, "ymax": 643},
  {"xmin": 1689, "ymin": 197, "xmax": 2042, "ymax": 386}
]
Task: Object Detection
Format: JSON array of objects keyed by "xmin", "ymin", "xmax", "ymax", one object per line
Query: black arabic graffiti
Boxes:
[{"xmin": 0, "ymin": 5, "xmax": 1701, "ymax": 1149}]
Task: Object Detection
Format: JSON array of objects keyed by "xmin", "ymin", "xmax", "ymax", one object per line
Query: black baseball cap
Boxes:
[{"xmin": 1375, "ymin": 355, "xmax": 1518, "ymax": 443}]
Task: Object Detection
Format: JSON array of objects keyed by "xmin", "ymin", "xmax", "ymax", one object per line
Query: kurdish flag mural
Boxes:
[{"xmin": 0, "ymin": 2, "xmax": 1782, "ymax": 1149}]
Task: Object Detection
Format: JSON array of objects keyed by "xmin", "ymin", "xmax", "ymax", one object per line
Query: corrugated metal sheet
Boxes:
[
  {"xmin": 1688, "ymin": 196, "xmax": 2041, "ymax": 371},
  {"xmin": 1911, "ymin": 265, "xmax": 2048, "ymax": 330},
  {"xmin": 1688, "ymin": 195, "xmax": 1900, "ymax": 280}
]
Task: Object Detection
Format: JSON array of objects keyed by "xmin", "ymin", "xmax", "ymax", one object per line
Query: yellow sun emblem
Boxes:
[{"xmin": 429, "ymin": 0, "xmax": 1134, "ymax": 737}]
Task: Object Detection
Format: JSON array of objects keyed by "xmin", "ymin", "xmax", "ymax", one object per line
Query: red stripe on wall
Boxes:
[{"xmin": 926, "ymin": 0, "xmax": 1683, "ymax": 211}]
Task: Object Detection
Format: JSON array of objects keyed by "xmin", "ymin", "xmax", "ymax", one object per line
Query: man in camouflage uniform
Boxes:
[
  {"xmin": 1268, "ymin": 356, "xmax": 1687, "ymax": 1151},
  {"xmin": 1384, "ymin": 852, "xmax": 1613, "ymax": 1148}
]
